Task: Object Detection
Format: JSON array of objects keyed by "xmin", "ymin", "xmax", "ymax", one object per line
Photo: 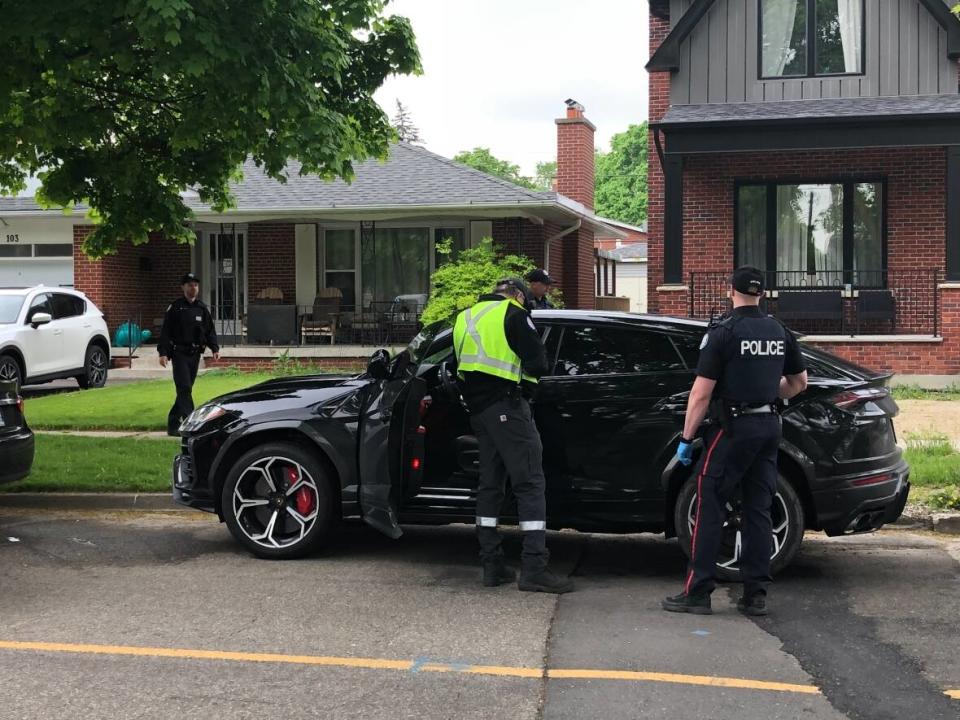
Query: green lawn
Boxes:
[
  {"xmin": 24, "ymin": 372, "xmax": 279, "ymax": 431},
  {"xmin": 1, "ymin": 435, "xmax": 178, "ymax": 493},
  {"xmin": 903, "ymin": 433, "xmax": 960, "ymax": 510},
  {"xmin": 892, "ymin": 385, "xmax": 960, "ymax": 401}
]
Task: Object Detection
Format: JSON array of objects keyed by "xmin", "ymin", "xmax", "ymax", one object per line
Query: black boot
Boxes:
[
  {"xmin": 482, "ymin": 558, "xmax": 516, "ymax": 587},
  {"xmin": 736, "ymin": 593, "xmax": 768, "ymax": 616},
  {"xmin": 662, "ymin": 592, "xmax": 712, "ymax": 615},
  {"xmin": 518, "ymin": 567, "xmax": 574, "ymax": 594}
]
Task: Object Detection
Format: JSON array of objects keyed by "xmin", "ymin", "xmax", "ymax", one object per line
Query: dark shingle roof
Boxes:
[
  {"xmin": 660, "ymin": 94, "xmax": 960, "ymax": 127},
  {"xmin": 608, "ymin": 243, "xmax": 648, "ymax": 262},
  {"xmin": 0, "ymin": 143, "xmax": 556, "ymax": 214}
]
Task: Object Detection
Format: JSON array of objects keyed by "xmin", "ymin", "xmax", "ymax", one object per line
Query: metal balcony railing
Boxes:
[{"xmin": 688, "ymin": 269, "xmax": 941, "ymax": 336}]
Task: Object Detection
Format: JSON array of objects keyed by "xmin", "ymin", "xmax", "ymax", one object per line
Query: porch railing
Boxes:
[
  {"xmin": 688, "ymin": 269, "xmax": 941, "ymax": 336},
  {"xmin": 206, "ymin": 302, "xmax": 425, "ymax": 347}
]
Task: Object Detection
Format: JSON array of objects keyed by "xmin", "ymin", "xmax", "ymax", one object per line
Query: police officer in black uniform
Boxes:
[
  {"xmin": 662, "ymin": 266, "xmax": 807, "ymax": 616},
  {"xmin": 525, "ymin": 269, "xmax": 555, "ymax": 310},
  {"xmin": 158, "ymin": 273, "xmax": 220, "ymax": 436}
]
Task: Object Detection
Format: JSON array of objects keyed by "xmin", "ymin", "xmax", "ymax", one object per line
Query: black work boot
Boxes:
[
  {"xmin": 662, "ymin": 592, "xmax": 712, "ymax": 615},
  {"xmin": 482, "ymin": 558, "xmax": 516, "ymax": 587},
  {"xmin": 736, "ymin": 593, "xmax": 768, "ymax": 617},
  {"xmin": 518, "ymin": 568, "xmax": 574, "ymax": 594}
]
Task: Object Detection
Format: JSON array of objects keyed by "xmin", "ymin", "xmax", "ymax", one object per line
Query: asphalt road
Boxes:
[{"xmin": 0, "ymin": 509, "xmax": 957, "ymax": 720}]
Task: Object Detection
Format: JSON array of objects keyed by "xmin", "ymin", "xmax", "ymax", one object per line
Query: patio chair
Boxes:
[
  {"xmin": 301, "ymin": 288, "xmax": 342, "ymax": 345},
  {"xmin": 253, "ymin": 287, "xmax": 284, "ymax": 305}
]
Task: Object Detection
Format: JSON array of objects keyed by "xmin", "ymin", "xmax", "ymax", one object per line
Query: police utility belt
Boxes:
[
  {"xmin": 710, "ymin": 399, "xmax": 780, "ymax": 436},
  {"xmin": 172, "ymin": 343, "xmax": 205, "ymax": 354}
]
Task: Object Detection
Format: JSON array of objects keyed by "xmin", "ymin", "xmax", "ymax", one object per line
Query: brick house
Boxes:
[
  {"xmin": 0, "ymin": 103, "xmax": 617, "ymax": 357},
  {"xmin": 646, "ymin": 0, "xmax": 960, "ymax": 379}
]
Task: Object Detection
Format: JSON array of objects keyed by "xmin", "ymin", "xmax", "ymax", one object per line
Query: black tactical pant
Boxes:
[
  {"xmin": 168, "ymin": 349, "xmax": 201, "ymax": 434},
  {"xmin": 469, "ymin": 394, "xmax": 548, "ymax": 572},
  {"xmin": 685, "ymin": 414, "xmax": 781, "ymax": 599}
]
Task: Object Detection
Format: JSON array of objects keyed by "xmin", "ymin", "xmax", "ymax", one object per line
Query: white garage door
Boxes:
[{"xmin": 0, "ymin": 220, "xmax": 74, "ymax": 288}]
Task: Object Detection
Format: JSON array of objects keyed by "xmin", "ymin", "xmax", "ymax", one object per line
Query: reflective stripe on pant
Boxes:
[
  {"xmin": 470, "ymin": 395, "xmax": 548, "ymax": 570},
  {"xmin": 685, "ymin": 415, "xmax": 781, "ymax": 598},
  {"xmin": 168, "ymin": 350, "xmax": 201, "ymax": 433}
]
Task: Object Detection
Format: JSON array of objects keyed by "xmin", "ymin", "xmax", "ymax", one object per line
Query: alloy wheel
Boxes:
[
  {"xmin": 88, "ymin": 348, "xmax": 107, "ymax": 387},
  {"xmin": 686, "ymin": 492, "xmax": 790, "ymax": 571},
  {"xmin": 232, "ymin": 456, "xmax": 320, "ymax": 550},
  {"xmin": 0, "ymin": 357, "xmax": 21, "ymax": 388}
]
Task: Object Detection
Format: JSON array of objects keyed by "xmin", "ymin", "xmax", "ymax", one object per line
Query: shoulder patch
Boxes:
[
  {"xmin": 527, "ymin": 318, "xmax": 537, "ymax": 331},
  {"xmin": 699, "ymin": 333, "xmax": 709, "ymax": 350},
  {"xmin": 166, "ymin": 304, "xmax": 172, "ymax": 312}
]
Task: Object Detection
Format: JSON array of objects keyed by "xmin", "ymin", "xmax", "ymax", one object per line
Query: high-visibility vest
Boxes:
[{"xmin": 453, "ymin": 299, "xmax": 538, "ymax": 384}]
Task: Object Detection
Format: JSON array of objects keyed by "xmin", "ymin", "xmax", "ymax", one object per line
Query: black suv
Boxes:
[{"xmin": 173, "ymin": 310, "xmax": 910, "ymax": 579}]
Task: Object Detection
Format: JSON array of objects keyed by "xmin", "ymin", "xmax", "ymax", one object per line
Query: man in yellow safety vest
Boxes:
[{"xmin": 453, "ymin": 277, "xmax": 574, "ymax": 594}]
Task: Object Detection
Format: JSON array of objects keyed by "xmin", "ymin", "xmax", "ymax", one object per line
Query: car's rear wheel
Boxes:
[
  {"xmin": 674, "ymin": 473, "xmax": 805, "ymax": 582},
  {"xmin": 221, "ymin": 442, "xmax": 334, "ymax": 559},
  {"xmin": 0, "ymin": 354, "xmax": 22, "ymax": 390},
  {"xmin": 76, "ymin": 344, "xmax": 108, "ymax": 389}
]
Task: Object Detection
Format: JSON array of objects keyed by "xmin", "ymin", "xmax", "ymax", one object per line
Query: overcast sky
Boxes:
[{"xmin": 374, "ymin": 0, "xmax": 650, "ymax": 176}]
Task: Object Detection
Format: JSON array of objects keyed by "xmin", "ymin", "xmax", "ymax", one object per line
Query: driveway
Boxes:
[{"xmin": 0, "ymin": 510, "xmax": 956, "ymax": 719}]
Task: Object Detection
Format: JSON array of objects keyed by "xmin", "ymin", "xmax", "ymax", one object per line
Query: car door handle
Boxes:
[{"xmin": 53, "ymin": 329, "xmax": 63, "ymax": 336}]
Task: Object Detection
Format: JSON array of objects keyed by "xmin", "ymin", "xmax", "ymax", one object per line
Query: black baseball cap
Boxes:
[
  {"xmin": 180, "ymin": 272, "xmax": 200, "ymax": 285},
  {"xmin": 731, "ymin": 266, "xmax": 764, "ymax": 296},
  {"xmin": 526, "ymin": 268, "xmax": 555, "ymax": 285}
]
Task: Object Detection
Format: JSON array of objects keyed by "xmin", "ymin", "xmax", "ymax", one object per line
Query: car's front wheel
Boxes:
[
  {"xmin": 0, "ymin": 354, "xmax": 22, "ymax": 390},
  {"xmin": 76, "ymin": 344, "xmax": 108, "ymax": 389},
  {"xmin": 221, "ymin": 442, "xmax": 334, "ymax": 559},
  {"xmin": 674, "ymin": 473, "xmax": 805, "ymax": 582}
]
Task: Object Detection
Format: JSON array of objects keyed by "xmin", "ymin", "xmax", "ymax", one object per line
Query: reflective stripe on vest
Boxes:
[{"xmin": 453, "ymin": 299, "xmax": 536, "ymax": 384}]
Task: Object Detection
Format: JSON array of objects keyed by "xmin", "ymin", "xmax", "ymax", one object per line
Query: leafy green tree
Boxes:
[
  {"xmin": 534, "ymin": 160, "xmax": 557, "ymax": 191},
  {"xmin": 0, "ymin": 0, "xmax": 420, "ymax": 257},
  {"xmin": 595, "ymin": 123, "xmax": 648, "ymax": 226},
  {"xmin": 421, "ymin": 238, "xmax": 534, "ymax": 325},
  {"xmin": 453, "ymin": 148, "xmax": 537, "ymax": 190}
]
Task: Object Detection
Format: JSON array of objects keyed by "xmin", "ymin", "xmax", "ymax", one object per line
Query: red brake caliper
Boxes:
[{"xmin": 287, "ymin": 467, "xmax": 315, "ymax": 515}]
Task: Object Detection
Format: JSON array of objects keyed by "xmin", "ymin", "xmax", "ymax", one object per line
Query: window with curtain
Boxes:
[
  {"xmin": 323, "ymin": 229, "xmax": 357, "ymax": 311},
  {"xmin": 735, "ymin": 180, "xmax": 884, "ymax": 287},
  {"xmin": 760, "ymin": 0, "xmax": 863, "ymax": 78},
  {"xmin": 361, "ymin": 227, "xmax": 430, "ymax": 308}
]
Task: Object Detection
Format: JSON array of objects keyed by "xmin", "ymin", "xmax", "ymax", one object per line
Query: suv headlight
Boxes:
[{"xmin": 180, "ymin": 404, "xmax": 227, "ymax": 432}]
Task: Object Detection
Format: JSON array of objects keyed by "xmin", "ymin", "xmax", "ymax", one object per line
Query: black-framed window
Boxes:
[
  {"xmin": 759, "ymin": 0, "xmax": 864, "ymax": 79},
  {"xmin": 735, "ymin": 180, "xmax": 885, "ymax": 288},
  {"xmin": 552, "ymin": 326, "xmax": 686, "ymax": 376}
]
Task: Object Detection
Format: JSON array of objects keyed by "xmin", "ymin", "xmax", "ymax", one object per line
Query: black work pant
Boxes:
[
  {"xmin": 168, "ymin": 350, "xmax": 201, "ymax": 433},
  {"xmin": 685, "ymin": 414, "xmax": 781, "ymax": 599},
  {"xmin": 469, "ymin": 395, "xmax": 548, "ymax": 572}
]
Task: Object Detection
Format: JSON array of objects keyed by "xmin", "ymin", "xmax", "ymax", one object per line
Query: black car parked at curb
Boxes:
[
  {"xmin": 0, "ymin": 380, "xmax": 34, "ymax": 484},
  {"xmin": 173, "ymin": 310, "xmax": 910, "ymax": 579}
]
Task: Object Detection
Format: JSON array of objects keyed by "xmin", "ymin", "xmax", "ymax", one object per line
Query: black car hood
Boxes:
[{"xmin": 212, "ymin": 374, "xmax": 369, "ymax": 412}]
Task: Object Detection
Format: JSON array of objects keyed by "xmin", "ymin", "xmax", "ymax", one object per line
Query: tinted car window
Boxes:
[
  {"xmin": 51, "ymin": 293, "xmax": 85, "ymax": 319},
  {"xmin": 669, "ymin": 331, "xmax": 705, "ymax": 370},
  {"xmin": 26, "ymin": 293, "xmax": 52, "ymax": 322},
  {"xmin": 554, "ymin": 326, "xmax": 685, "ymax": 376}
]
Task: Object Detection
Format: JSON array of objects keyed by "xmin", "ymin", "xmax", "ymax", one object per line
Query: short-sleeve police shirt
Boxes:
[{"xmin": 696, "ymin": 306, "xmax": 805, "ymax": 404}]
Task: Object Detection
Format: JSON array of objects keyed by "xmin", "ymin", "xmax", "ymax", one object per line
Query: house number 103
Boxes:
[{"xmin": 4, "ymin": 234, "xmax": 19, "ymax": 243}]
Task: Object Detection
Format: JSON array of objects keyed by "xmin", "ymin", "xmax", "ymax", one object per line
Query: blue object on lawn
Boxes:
[{"xmin": 113, "ymin": 322, "xmax": 152, "ymax": 348}]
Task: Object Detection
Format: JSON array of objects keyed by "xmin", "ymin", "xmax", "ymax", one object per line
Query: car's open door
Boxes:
[{"xmin": 357, "ymin": 352, "xmax": 428, "ymax": 539}]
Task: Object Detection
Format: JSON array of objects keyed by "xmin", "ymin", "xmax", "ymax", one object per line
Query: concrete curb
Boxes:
[
  {"xmin": 891, "ymin": 506, "xmax": 960, "ymax": 535},
  {"xmin": 0, "ymin": 493, "xmax": 188, "ymax": 512}
]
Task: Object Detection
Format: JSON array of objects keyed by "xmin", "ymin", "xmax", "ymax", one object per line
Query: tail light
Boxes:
[
  {"xmin": 851, "ymin": 473, "xmax": 892, "ymax": 487},
  {"xmin": 16, "ymin": 396, "xmax": 24, "ymax": 416},
  {"xmin": 410, "ymin": 457, "xmax": 421, "ymax": 470},
  {"xmin": 828, "ymin": 387, "xmax": 888, "ymax": 410}
]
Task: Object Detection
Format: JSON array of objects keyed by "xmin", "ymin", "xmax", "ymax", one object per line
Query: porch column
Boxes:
[
  {"xmin": 663, "ymin": 154, "xmax": 684, "ymax": 284},
  {"xmin": 948, "ymin": 146, "xmax": 960, "ymax": 281}
]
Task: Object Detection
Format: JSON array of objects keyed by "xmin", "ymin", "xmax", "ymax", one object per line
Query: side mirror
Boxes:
[
  {"xmin": 366, "ymin": 349, "xmax": 391, "ymax": 380},
  {"xmin": 30, "ymin": 312, "xmax": 52, "ymax": 327}
]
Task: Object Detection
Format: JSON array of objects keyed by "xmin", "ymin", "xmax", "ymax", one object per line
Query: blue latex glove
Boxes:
[{"xmin": 676, "ymin": 439, "xmax": 694, "ymax": 466}]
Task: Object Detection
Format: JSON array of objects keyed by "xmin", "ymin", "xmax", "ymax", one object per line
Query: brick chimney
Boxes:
[{"xmin": 555, "ymin": 99, "xmax": 596, "ymax": 210}]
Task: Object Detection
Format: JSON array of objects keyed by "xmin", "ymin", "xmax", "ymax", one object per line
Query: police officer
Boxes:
[
  {"xmin": 453, "ymin": 277, "xmax": 573, "ymax": 593},
  {"xmin": 525, "ymin": 269, "xmax": 555, "ymax": 310},
  {"xmin": 662, "ymin": 266, "xmax": 807, "ymax": 616},
  {"xmin": 158, "ymin": 273, "xmax": 220, "ymax": 436}
]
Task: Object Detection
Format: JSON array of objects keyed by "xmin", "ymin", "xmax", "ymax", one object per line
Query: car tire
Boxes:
[
  {"xmin": 674, "ymin": 472, "xmax": 805, "ymax": 583},
  {"xmin": 0, "ymin": 354, "xmax": 22, "ymax": 390},
  {"xmin": 76, "ymin": 344, "xmax": 109, "ymax": 389},
  {"xmin": 221, "ymin": 442, "xmax": 334, "ymax": 559}
]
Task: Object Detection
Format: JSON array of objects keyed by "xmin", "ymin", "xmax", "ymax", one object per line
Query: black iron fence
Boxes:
[{"xmin": 688, "ymin": 269, "xmax": 941, "ymax": 336}]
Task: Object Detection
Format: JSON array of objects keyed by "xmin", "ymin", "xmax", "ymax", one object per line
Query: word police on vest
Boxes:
[{"xmin": 740, "ymin": 339, "xmax": 785, "ymax": 356}]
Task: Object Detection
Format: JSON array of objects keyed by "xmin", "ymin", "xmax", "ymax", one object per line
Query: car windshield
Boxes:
[{"xmin": 0, "ymin": 296, "xmax": 24, "ymax": 324}]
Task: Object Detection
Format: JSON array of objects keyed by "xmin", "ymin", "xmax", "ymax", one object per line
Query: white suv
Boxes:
[{"xmin": 0, "ymin": 286, "xmax": 111, "ymax": 389}]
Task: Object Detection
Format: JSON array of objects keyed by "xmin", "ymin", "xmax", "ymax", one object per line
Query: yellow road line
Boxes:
[{"xmin": 0, "ymin": 639, "xmax": 817, "ymax": 695}]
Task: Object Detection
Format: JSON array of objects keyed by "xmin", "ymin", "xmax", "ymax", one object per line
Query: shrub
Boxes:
[{"xmin": 421, "ymin": 238, "xmax": 535, "ymax": 326}]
